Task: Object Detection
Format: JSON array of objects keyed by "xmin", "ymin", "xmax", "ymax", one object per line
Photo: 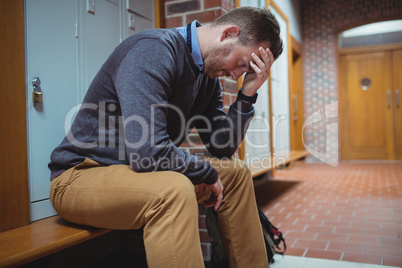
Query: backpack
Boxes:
[
  {"xmin": 205, "ymin": 207, "xmax": 286, "ymax": 267},
  {"xmin": 258, "ymin": 207, "xmax": 287, "ymax": 262}
]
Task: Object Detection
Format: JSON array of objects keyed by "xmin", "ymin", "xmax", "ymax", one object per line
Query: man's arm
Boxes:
[
  {"xmin": 195, "ymin": 47, "xmax": 274, "ymax": 158},
  {"xmin": 114, "ymin": 38, "xmax": 218, "ymax": 185}
]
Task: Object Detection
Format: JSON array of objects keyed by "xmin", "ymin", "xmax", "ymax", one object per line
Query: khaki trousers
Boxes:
[{"xmin": 50, "ymin": 157, "xmax": 268, "ymax": 268}]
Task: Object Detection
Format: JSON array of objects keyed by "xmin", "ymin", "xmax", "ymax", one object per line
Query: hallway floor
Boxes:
[{"xmin": 255, "ymin": 161, "xmax": 402, "ymax": 267}]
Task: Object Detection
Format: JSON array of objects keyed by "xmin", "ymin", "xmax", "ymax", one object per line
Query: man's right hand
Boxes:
[
  {"xmin": 242, "ymin": 47, "xmax": 274, "ymax": 96},
  {"xmin": 198, "ymin": 178, "xmax": 223, "ymax": 211}
]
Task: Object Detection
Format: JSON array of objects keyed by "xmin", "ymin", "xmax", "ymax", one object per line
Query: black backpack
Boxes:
[{"xmin": 205, "ymin": 207, "xmax": 286, "ymax": 267}]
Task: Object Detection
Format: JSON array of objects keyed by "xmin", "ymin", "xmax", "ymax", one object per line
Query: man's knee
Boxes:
[
  {"xmin": 162, "ymin": 171, "xmax": 197, "ymax": 205},
  {"xmin": 217, "ymin": 158, "xmax": 252, "ymax": 184},
  {"xmin": 144, "ymin": 171, "xmax": 198, "ymax": 225}
]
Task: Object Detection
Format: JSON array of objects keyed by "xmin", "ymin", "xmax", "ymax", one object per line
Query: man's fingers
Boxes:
[
  {"xmin": 214, "ymin": 193, "xmax": 223, "ymax": 211},
  {"xmin": 203, "ymin": 178, "xmax": 223, "ymax": 210},
  {"xmin": 249, "ymin": 61, "xmax": 263, "ymax": 80},
  {"xmin": 203, "ymin": 201, "xmax": 213, "ymax": 207},
  {"xmin": 250, "ymin": 47, "xmax": 274, "ymax": 81},
  {"xmin": 259, "ymin": 47, "xmax": 274, "ymax": 73},
  {"xmin": 203, "ymin": 195, "xmax": 216, "ymax": 208},
  {"xmin": 252, "ymin": 51, "xmax": 266, "ymax": 69},
  {"xmin": 266, "ymin": 48, "xmax": 274, "ymax": 66},
  {"xmin": 242, "ymin": 47, "xmax": 275, "ymax": 96},
  {"xmin": 251, "ymin": 52, "xmax": 266, "ymax": 74},
  {"xmin": 203, "ymin": 192, "xmax": 222, "ymax": 211},
  {"xmin": 250, "ymin": 57, "xmax": 266, "ymax": 82},
  {"xmin": 266, "ymin": 49, "xmax": 274, "ymax": 75}
]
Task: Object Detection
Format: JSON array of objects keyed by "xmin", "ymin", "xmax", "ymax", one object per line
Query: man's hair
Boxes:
[{"xmin": 211, "ymin": 7, "xmax": 283, "ymax": 60}]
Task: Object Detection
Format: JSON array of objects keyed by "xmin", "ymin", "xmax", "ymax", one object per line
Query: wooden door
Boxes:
[
  {"xmin": 392, "ymin": 50, "xmax": 402, "ymax": 160},
  {"xmin": 340, "ymin": 51, "xmax": 394, "ymax": 160}
]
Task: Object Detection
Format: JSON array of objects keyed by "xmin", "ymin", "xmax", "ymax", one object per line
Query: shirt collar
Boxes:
[{"xmin": 176, "ymin": 20, "xmax": 204, "ymax": 72}]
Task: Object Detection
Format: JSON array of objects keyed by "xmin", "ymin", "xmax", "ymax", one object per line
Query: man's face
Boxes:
[{"xmin": 203, "ymin": 42, "xmax": 266, "ymax": 80}]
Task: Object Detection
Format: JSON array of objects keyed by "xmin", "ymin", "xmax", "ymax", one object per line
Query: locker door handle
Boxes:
[
  {"xmin": 396, "ymin": 89, "xmax": 400, "ymax": 108},
  {"xmin": 387, "ymin": 90, "xmax": 391, "ymax": 108},
  {"xmin": 32, "ymin": 76, "xmax": 42, "ymax": 104}
]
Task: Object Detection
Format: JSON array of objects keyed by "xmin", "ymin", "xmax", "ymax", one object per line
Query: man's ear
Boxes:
[{"xmin": 220, "ymin": 25, "xmax": 240, "ymax": 42}]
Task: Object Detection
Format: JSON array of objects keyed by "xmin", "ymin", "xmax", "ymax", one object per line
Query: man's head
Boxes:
[
  {"xmin": 200, "ymin": 7, "xmax": 283, "ymax": 80},
  {"xmin": 211, "ymin": 7, "xmax": 283, "ymax": 61}
]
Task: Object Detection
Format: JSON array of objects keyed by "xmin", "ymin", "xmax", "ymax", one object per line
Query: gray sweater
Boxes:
[{"xmin": 49, "ymin": 28, "xmax": 254, "ymax": 185}]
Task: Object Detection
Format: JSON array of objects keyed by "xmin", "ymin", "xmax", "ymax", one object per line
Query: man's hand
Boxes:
[
  {"xmin": 199, "ymin": 178, "xmax": 223, "ymax": 211},
  {"xmin": 242, "ymin": 47, "xmax": 274, "ymax": 97}
]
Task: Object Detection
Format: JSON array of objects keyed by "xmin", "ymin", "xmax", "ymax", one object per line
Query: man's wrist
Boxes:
[{"xmin": 238, "ymin": 88, "xmax": 258, "ymax": 103}]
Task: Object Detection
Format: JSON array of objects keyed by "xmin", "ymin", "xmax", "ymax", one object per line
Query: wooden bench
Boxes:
[
  {"xmin": 0, "ymin": 150, "xmax": 308, "ymax": 267},
  {"xmin": 249, "ymin": 150, "xmax": 309, "ymax": 178},
  {"xmin": 0, "ymin": 216, "xmax": 111, "ymax": 267}
]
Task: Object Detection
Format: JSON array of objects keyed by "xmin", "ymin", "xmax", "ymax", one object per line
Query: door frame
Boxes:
[
  {"xmin": 338, "ymin": 42, "xmax": 402, "ymax": 160},
  {"xmin": 0, "ymin": 0, "xmax": 30, "ymax": 232}
]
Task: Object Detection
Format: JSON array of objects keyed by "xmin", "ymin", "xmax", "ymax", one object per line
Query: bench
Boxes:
[
  {"xmin": 0, "ymin": 216, "xmax": 112, "ymax": 267},
  {"xmin": 0, "ymin": 150, "xmax": 308, "ymax": 267},
  {"xmin": 249, "ymin": 150, "xmax": 309, "ymax": 177}
]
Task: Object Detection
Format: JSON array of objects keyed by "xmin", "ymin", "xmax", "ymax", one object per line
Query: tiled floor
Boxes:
[
  {"xmin": 271, "ymin": 255, "xmax": 399, "ymax": 268},
  {"xmin": 255, "ymin": 161, "xmax": 402, "ymax": 267}
]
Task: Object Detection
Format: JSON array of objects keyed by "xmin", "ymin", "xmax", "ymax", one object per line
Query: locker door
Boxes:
[
  {"xmin": 77, "ymin": 0, "xmax": 121, "ymax": 99},
  {"xmin": 124, "ymin": 0, "xmax": 154, "ymax": 39},
  {"xmin": 26, "ymin": 0, "xmax": 155, "ymax": 222},
  {"xmin": 25, "ymin": 0, "xmax": 78, "ymax": 221}
]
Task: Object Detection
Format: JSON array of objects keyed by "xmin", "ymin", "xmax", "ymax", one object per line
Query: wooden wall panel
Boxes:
[{"xmin": 0, "ymin": 0, "xmax": 30, "ymax": 232}]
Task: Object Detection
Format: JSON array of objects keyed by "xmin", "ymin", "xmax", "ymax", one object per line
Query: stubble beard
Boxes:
[{"xmin": 203, "ymin": 43, "xmax": 236, "ymax": 79}]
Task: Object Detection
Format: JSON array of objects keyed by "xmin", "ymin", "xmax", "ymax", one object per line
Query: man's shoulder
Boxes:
[
  {"xmin": 124, "ymin": 28, "xmax": 185, "ymax": 49},
  {"xmin": 108, "ymin": 28, "xmax": 187, "ymax": 67}
]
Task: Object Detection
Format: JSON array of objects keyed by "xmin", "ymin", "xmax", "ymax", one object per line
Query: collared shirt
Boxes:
[{"xmin": 176, "ymin": 21, "xmax": 204, "ymax": 72}]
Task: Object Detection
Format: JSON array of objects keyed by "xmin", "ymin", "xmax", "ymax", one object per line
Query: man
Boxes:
[{"xmin": 49, "ymin": 6, "xmax": 283, "ymax": 268}]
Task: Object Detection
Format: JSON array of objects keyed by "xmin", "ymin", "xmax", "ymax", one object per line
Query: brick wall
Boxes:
[
  {"xmin": 164, "ymin": 0, "xmax": 237, "ymax": 260},
  {"xmin": 165, "ymin": 0, "xmax": 235, "ymax": 27},
  {"xmin": 301, "ymin": 0, "xmax": 402, "ymax": 163}
]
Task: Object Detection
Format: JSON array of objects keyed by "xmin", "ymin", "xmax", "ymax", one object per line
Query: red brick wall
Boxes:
[
  {"xmin": 163, "ymin": 0, "xmax": 237, "ymax": 260},
  {"xmin": 165, "ymin": 0, "xmax": 235, "ymax": 27},
  {"xmin": 301, "ymin": 0, "xmax": 402, "ymax": 163}
]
